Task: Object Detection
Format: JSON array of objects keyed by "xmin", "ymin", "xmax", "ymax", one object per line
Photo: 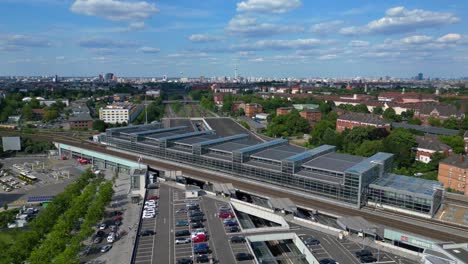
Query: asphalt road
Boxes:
[{"xmin": 154, "ymin": 184, "xmax": 173, "ymax": 264}]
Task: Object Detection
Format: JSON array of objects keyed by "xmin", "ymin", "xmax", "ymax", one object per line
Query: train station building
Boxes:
[{"xmin": 89, "ymin": 123, "xmax": 444, "ymax": 217}]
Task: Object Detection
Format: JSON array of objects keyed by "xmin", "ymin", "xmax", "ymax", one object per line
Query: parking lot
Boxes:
[
  {"xmin": 133, "ymin": 187, "xmax": 159, "ymax": 264},
  {"xmin": 295, "ymin": 224, "xmax": 418, "ymax": 264}
]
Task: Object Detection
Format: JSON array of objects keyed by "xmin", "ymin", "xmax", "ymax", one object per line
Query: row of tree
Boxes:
[{"xmin": 0, "ymin": 169, "xmax": 113, "ymax": 263}]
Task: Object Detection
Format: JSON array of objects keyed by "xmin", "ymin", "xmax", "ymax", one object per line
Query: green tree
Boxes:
[
  {"xmin": 401, "ymin": 109, "xmax": 415, "ymax": 120},
  {"xmin": 428, "ymin": 116, "xmax": 442, "ymax": 127},
  {"xmin": 21, "ymin": 104, "xmax": 33, "ymax": 121},
  {"xmin": 372, "ymin": 106, "xmax": 383, "ymax": 115},
  {"xmin": 92, "ymin": 120, "xmax": 107, "ymax": 132},
  {"xmin": 354, "ymin": 104, "xmax": 370, "ymax": 113},
  {"xmin": 309, "ymin": 120, "xmax": 335, "ymax": 146},
  {"xmin": 266, "ymin": 111, "xmax": 310, "ymax": 137},
  {"xmin": 439, "ymin": 135, "xmax": 465, "ymax": 154},
  {"xmin": 354, "ymin": 140, "xmax": 384, "ymax": 157},
  {"xmin": 321, "ymin": 128, "xmax": 343, "ymax": 148},
  {"xmin": 43, "ymin": 109, "xmax": 59, "ymax": 122},
  {"xmin": 442, "ymin": 117, "xmax": 459, "ymax": 130},
  {"xmin": 383, "ymin": 129, "xmax": 417, "ymax": 168},
  {"xmin": 382, "ymin": 107, "xmax": 398, "ymax": 122},
  {"xmin": 408, "ymin": 118, "xmax": 422, "ymax": 125}
]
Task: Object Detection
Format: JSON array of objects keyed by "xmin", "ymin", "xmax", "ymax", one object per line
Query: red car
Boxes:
[
  {"xmin": 148, "ymin": 196, "xmax": 159, "ymax": 200},
  {"xmin": 219, "ymin": 212, "xmax": 234, "ymax": 219},
  {"xmin": 192, "ymin": 234, "xmax": 207, "ymax": 243},
  {"xmin": 115, "ymin": 215, "xmax": 123, "ymax": 221}
]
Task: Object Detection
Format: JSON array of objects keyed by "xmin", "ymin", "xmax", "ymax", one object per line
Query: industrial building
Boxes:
[{"xmin": 102, "ymin": 123, "xmax": 444, "ymax": 217}]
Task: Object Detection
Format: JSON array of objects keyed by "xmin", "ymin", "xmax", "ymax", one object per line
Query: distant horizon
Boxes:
[{"xmin": 1, "ymin": 1, "xmax": 467, "ymax": 77}]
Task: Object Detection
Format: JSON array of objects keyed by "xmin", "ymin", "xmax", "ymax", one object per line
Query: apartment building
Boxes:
[
  {"xmin": 99, "ymin": 103, "xmax": 143, "ymax": 124},
  {"xmin": 438, "ymin": 155, "xmax": 468, "ymax": 194}
]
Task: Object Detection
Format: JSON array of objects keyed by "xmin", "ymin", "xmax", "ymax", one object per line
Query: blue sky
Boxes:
[{"xmin": 0, "ymin": 0, "xmax": 467, "ymax": 78}]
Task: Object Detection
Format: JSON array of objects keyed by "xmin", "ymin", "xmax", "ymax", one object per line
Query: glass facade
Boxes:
[{"xmin": 103, "ymin": 126, "xmax": 442, "ymax": 215}]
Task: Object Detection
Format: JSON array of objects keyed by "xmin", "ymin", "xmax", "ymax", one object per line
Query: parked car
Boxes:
[
  {"xmin": 319, "ymin": 258, "xmax": 337, "ymax": 264},
  {"xmin": 228, "ymin": 226, "xmax": 240, "ymax": 233},
  {"xmin": 176, "ymin": 220, "xmax": 189, "ymax": 227},
  {"xmin": 110, "ymin": 225, "xmax": 117, "ymax": 232},
  {"xmin": 175, "ymin": 230, "xmax": 191, "ymax": 237},
  {"xmin": 191, "ymin": 222, "xmax": 205, "ymax": 229},
  {"xmin": 355, "ymin": 250, "xmax": 373, "ymax": 258},
  {"xmin": 196, "ymin": 254, "xmax": 210, "ymax": 263},
  {"xmin": 95, "ymin": 230, "xmax": 105, "ymax": 238},
  {"xmin": 175, "ymin": 238, "xmax": 191, "ymax": 244},
  {"xmin": 219, "ymin": 205, "xmax": 230, "ymax": 211},
  {"xmin": 224, "ymin": 221, "xmax": 237, "ymax": 227},
  {"xmin": 107, "ymin": 232, "xmax": 116, "ymax": 243},
  {"xmin": 360, "ymin": 256, "xmax": 377, "ymax": 263},
  {"xmin": 148, "ymin": 195, "xmax": 159, "ymax": 200},
  {"xmin": 99, "ymin": 223, "xmax": 107, "ymax": 230},
  {"xmin": 140, "ymin": 230, "xmax": 155, "ymax": 236},
  {"xmin": 303, "ymin": 236, "xmax": 320, "ymax": 246},
  {"xmin": 93, "ymin": 236, "xmax": 103, "ymax": 244},
  {"xmin": 177, "ymin": 258, "xmax": 193, "ymax": 264},
  {"xmin": 109, "ymin": 211, "xmax": 123, "ymax": 217},
  {"xmin": 190, "ymin": 216, "xmax": 205, "ymax": 222},
  {"xmin": 192, "ymin": 234, "xmax": 207, "ymax": 243},
  {"xmin": 189, "ymin": 211, "xmax": 204, "ymax": 217},
  {"xmin": 100, "ymin": 244, "xmax": 112, "ymax": 253},
  {"xmin": 235, "ymin": 253, "xmax": 253, "ymax": 261},
  {"xmin": 231, "ymin": 236, "xmax": 246, "ymax": 243},
  {"xmin": 219, "ymin": 212, "xmax": 234, "ymax": 218}
]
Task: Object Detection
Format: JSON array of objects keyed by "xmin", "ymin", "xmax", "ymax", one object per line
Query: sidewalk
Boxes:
[{"xmin": 93, "ymin": 171, "xmax": 142, "ymax": 264}]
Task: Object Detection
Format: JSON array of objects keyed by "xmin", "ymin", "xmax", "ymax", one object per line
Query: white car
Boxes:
[
  {"xmin": 99, "ymin": 223, "xmax": 107, "ymax": 230},
  {"xmin": 175, "ymin": 238, "xmax": 191, "ymax": 244},
  {"xmin": 191, "ymin": 231, "xmax": 205, "ymax": 238},
  {"xmin": 107, "ymin": 232, "xmax": 115, "ymax": 243},
  {"xmin": 143, "ymin": 214, "xmax": 155, "ymax": 219}
]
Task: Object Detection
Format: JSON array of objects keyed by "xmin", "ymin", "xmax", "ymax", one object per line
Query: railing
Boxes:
[{"xmin": 130, "ymin": 189, "xmax": 147, "ymax": 264}]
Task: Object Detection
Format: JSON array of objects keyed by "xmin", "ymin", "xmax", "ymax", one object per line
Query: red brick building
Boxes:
[
  {"xmin": 68, "ymin": 114, "xmax": 93, "ymax": 130},
  {"xmin": 300, "ymin": 109, "xmax": 321, "ymax": 127},
  {"xmin": 336, "ymin": 113, "xmax": 390, "ymax": 133},
  {"xmin": 415, "ymin": 135, "xmax": 452, "ymax": 163},
  {"xmin": 244, "ymin": 103, "xmax": 263, "ymax": 118},
  {"xmin": 439, "ymin": 155, "xmax": 468, "ymax": 194},
  {"xmin": 276, "ymin": 107, "xmax": 293, "ymax": 116}
]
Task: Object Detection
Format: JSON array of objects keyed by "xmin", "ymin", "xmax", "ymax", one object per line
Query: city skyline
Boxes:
[{"xmin": 1, "ymin": 0, "xmax": 468, "ymax": 78}]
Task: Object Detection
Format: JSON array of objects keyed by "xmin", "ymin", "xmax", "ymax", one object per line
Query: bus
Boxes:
[{"xmin": 19, "ymin": 172, "xmax": 38, "ymax": 184}]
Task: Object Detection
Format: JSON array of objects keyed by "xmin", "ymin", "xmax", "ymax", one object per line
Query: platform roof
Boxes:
[
  {"xmin": 370, "ymin": 174, "xmax": 443, "ymax": 198},
  {"xmin": 126, "ymin": 126, "xmax": 186, "ymax": 136},
  {"xmin": 210, "ymin": 141, "xmax": 251, "ymax": 152},
  {"xmin": 345, "ymin": 152, "xmax": 393, "ymax": 175},
  {"xmin": 285, "ymin": 145, "xmax": 336, "ymax": 162},
  {"xmin": 251, "ymin": 144, "xmax": 306, "ymax": 161},
  {"xmin": 194, "ymin": 134, "xmax": 249, "ymax": 148},
  {"xmin": 302, "ymin": 152, "xmax": 364, "ymax": 173},
  {"xmin": 174, "ymin": 134, "xmax": 218, "ymax": 145},
  {"xmin": 236, "ymin": 139, "xmax": 288, "ymax": 154}
]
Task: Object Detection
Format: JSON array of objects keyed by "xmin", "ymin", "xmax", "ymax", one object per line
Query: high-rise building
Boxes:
[
  {"xmin": 104, "ymin": 73, "xmax": 114, "ymax": 81},
  {"xmin": 417, "ymin": 73, "xmax": 424, "ymax": 80}
]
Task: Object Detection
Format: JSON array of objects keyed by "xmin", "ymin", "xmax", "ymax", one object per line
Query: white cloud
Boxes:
[
  {"xmin": 138, "ymin": 47, "xmax": 160, "ymax": 53},
  {"xmin": 318, "ymin": 54, "xmax": 338, "ymax": 60},
  {"xmin": 188, "ymin": 34, "xmax": 223, "ymax": 43},
  {"xmin": 78, "ymin": 38, "xmax": 137, "ymax": 48},
  {"xmin": 310, "ymin": 20, "xmax": 343, "ymax": 35},
  {"xmin": 249, "ymin": 57, "xmax": 264, "ymax": 62},
  {"xmin": 245, "ymin": 38, "xmax": 323, "ymax": 50},
  {"xmin": 167, "ymin": 52, "xmax": 209, "ymax": 58},
  {"xmin": 437, "ymin": 33, "xmax": 461, "ymax": 43},
  {"xmin": 400, "ymin": 35, "xmax": 433, "ymax": 44},
  {"xmin": 340, "ymin": 6, "xmax": 459, "ymax": 35},
  {"xmin": 55, "ymin": 56, "xmax": 65, "ymax": 60},
  {"xmin": 225, "ymin": 15, "xmax": 303, "ymax": 37},
  {"xmin": 70, "ymin": 0, "xmax": 158, "ymax": 21},
  {"xmin": 237, "ymin": 0, "xmax": 301, "ymax": 14},
  {"xmin": 349, "ymin": 40, "xmax": 369, "ymax": 47}
]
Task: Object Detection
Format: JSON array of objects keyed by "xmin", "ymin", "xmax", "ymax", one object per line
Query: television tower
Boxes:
[{"xmin": 235, "ymin": 65, "xmax": 238, "ymax": 80}]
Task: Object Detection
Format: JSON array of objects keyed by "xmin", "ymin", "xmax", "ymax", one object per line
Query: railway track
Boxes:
[{"xmin": 2, "ymin": 131, "xmax": 468, "ymax": 242}]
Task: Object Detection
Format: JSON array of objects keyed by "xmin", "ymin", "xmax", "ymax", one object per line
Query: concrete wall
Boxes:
[{"xmin": 231, "ymin": 200, "xmax": 289, "ymax": 228}]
